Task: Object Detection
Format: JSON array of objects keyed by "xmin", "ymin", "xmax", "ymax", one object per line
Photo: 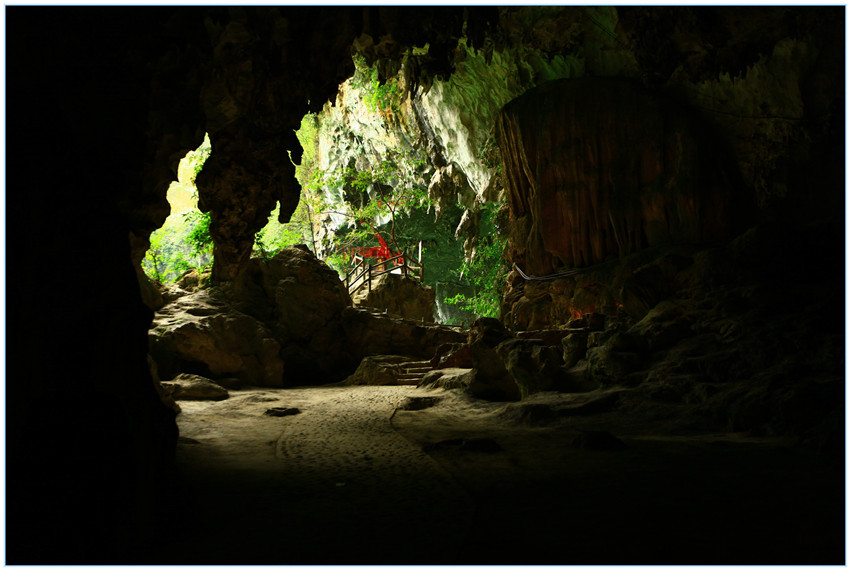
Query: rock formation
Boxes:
[
  {"xmin": 497, "ymin": 77, "xmax": 749, "ymax": 275},
  {"xmin": 355, "ymin": 273, "xmax": 437, "ymax": 322},
  {"xmin": 149, "ymin": 289, "xmax": 285, "ymax": 387},
  {"xmin": 161, "ymin": 373, "xmax": 231, "ymax": 401}
]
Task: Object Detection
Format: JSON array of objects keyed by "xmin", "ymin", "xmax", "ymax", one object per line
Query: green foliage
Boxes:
[
  {"xmin": 253, "ymin": 202, "xmax": 314, "ymax": 260},
  {"xmin": 477, "ymin": 134, "xmax": 502, "ymax": 173},
  {"xmin": 185, "ymin": 209, "xmax": 212, "ymax": 257},
  {"xmin": 142, "ymin": 135, "xmax": 213, "ymax": 284},
  {"xmin": 351, "ymin": 57, "xmax": 403, "ymax": 118},
  {"xmin": 294, "ymin": 113, "xmax": 319, "ymax": 186},
  {"xmin": 305, "ymin": 148, "xmax": 431, "ymax": 267},
  {"xmin": 444, "ymin": 203, "xmax": 510, "ymax": 318},
  {"xmin": 143, "ymin": 211, "xmax": 212, "ymax": 284},
  {"xmin": 364, "ymin": 67, "xmax": 402, "ymax": 117}
]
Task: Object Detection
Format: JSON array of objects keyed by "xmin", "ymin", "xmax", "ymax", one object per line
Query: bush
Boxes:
[{"xmin": 444, "ymin": 203, "xmax": 509, "ymax": 318}]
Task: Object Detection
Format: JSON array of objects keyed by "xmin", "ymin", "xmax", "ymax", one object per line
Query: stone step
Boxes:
[
  {"xmin": 403, "ymin": 365, "xmax": 432, "ymax": 373},
  {"xmin": 396, "ymin": 378, "xmax": 423, "ymax": 386},
  {"xmin": 398, "ymin": 373, "xmax": 426, "ymax": 380}
]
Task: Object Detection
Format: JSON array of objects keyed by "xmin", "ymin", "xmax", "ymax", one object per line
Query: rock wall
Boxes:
[{"xmin": 497, "ymin": 77, "xmax": 750, "ymax": 275}]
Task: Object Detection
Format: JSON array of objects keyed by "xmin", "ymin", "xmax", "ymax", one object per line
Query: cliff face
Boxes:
[{"xmin": 497, "ymin": 77, "xmax": 749, "ymax": 275}]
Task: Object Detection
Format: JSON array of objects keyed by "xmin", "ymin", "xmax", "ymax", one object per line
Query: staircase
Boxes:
[
  {"xmin": 396, "ymin": 360, "xmax": 433, "ymax": 386},
  {"xmin": 346, "ymin": 251, "xmax": 424, "ymax": 300}
]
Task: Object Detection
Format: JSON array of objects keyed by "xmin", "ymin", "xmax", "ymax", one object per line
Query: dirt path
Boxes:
[
  {"xmin": 162, "ymin": 385, "xmax": 843, "ymax": 565},
  {"xmin": 167, "ymin": 386, "xmax": 474, "ymax": 564}
]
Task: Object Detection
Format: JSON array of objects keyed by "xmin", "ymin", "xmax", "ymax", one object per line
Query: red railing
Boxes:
[{"xmin": 345, "ymin": 250, "xmax": 424, "ymax": 297}]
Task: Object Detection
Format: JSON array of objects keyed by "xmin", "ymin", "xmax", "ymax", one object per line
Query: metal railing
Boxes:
[{"xmin": 345, "ymin": 251, "xmax": 424, "ymax": 298}]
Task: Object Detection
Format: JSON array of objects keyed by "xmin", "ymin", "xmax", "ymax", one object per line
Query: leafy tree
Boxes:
[
  {"xmin": 444, "ymin": 202, "xmax": 510, "ymax": 318},
  {"xmin": 307, "ymin": 149, "xmax": 430, "ymax": 257},
  {"xmin": 185, "ymin": 209, "xmax": 212, "ymax": 259},
  {"xmin": 253, "ymin": 201, "xmax": 315, "ymax": 260}
]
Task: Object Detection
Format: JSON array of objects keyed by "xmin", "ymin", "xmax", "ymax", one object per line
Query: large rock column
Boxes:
[{"xmin": 497, "ymin": 77, "xmax": 750, "ymax": 276}]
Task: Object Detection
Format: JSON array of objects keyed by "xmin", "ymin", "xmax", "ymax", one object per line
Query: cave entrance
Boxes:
[{"xmin": 142, "ymin": 134, "xmax": 212, "ymax": 285}]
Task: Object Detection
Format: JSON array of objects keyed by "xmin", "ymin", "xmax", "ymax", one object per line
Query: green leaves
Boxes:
[
  {"xmin": 142, "ymin": 209, "xmax": 212, "ymax": 284},
  {"xmin": 443, "ymin": 203, "xmax": 509, "ymax": 318},
  {"xmin": 253, "ymin": 202, "xmax": 313, "ymax": 260},
  {"xmin": 185, "ymin": 210, "xmax": 212, "ymax": 256},
  {"xmin": 363, "ymin": 67, "xmax": 402, "ymax": 117}
]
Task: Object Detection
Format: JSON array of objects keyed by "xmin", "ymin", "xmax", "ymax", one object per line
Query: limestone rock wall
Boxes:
[{"xmin": 497, "ymin": 77, "xmax": 749, "ymax": 275}]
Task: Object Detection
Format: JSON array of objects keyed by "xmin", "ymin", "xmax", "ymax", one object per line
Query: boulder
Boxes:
[
  {"xmin": 467, "ymin": 317, "xmax": 513, "ymax": 347},
  {"xmin": 419, "ymin": 368, "xmax": 476, "ymax": 391},
  {"xmin": 468, "ymin": 340, "xmax": 521, "ymax": 401},
  {"xmin": 343, "ymin": 355, "xmax": 413, "ymax": 386},
  {"xmin": 160, "ymin": 283, "xmax": 189, "ymax": 305},
  {"xmin": 628, "ymin": 300, "xmax": 694, "ymax": 351},
  {"xmin": 585, "ymin": 332, "xmax": 649, "ymax": 387},
  {"xmin": 430, "ymin": 343, "xmax": 473, "ymax": 369},
  {"xmin": 357, "ymin": 273, "xmax": 436, "ymax": 322},
  {"xmin": 149, "ymin": 289, "xmax": 284, "ymax": 387},
  {"xmin": 562, "ymin": 331, "xmax": 589, "ymax": 369},
  {"xmin": 160, "ymin": 373, "xmax": 229, "ymax": 401},
  {"xmin": 495, "ymin": 339, "xmax": 566, "ymax": 399},
  {"xmin": 230, "ymin": 247, "xmax": 358, "ymax": 383},
  {"xmin": 175, "ymin": 268, "xmax": 211, "ymax": 292},
  {"xmin": 342, "ymin": 307, "xmax": 466, "ymax": 360},
  {"xmin": 619, "ymin": 257, "xmax": 684, "ymax": 320},
  {"xmin": 232, "ymin": 247, "xmax": 352, "ymax": 342}
]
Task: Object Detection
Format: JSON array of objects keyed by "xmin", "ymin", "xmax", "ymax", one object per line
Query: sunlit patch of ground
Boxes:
[{"xmin": 164, "ymin": 385, "xmax": 843, "ymax": 565}]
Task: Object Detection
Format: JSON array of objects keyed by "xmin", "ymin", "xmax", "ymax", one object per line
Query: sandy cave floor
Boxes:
[{"xmin": 161, "ymin": 385, "xmax": 843, "ymax": 565}]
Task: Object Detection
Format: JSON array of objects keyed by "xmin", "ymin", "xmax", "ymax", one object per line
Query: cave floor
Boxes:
[{"xmin": 162, "ymin": 385, "xmax": 843, "ymax": 565}]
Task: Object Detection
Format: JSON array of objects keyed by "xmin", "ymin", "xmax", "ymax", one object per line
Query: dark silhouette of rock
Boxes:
[
  {"xmin": 342, "ymin": 307, "xmax": 466, "ymax": 361},
  {"xmin": 430, "ymin": 342, "xmax": 473, "ymax": 369},
  {"xmin": 467, "ymin": 317, "xmax": 514, "ymax": 347},
  {"xmin": 161, "ymin": 373, "xmax": 230, "ymax": 401}
]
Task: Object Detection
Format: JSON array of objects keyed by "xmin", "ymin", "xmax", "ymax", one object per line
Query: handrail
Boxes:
[{"xmin": 345, "ymin": 250, "xmax": 424, "ymax": 298}]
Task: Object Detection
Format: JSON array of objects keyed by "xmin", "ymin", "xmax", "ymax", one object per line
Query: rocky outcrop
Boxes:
[
  {"xmin": 341, "ymin": 307, "xmax": 465, "ymax": 360},
  {"xmin": 150, "ymin": 247, "xmax": 360, "ymax": 386},
  {"xmin": 161, "ymin": 373, "xmax": 230, "ymax": 401},
  {"xmin": 149, "ymin": 289, "xmax": 284, "ymax": 387},
  {"xmin": 231, "ymin": 247, "xmax": 356, "ymax": 383},
  {"xmin": 232, "ymin": 247, "xmax": 352, "ymax": 339},
  {"xmin": 430, "ymin": 343, "xmax": 473, "ymax": 369},
  {"xmin": 343, "ymin": 355, "xmax": 415, "ymax": 386},
  {"xmin": 356, "ymin": 274, "xmax": 436, "ymax": 322},
  {"xmin": 420, "ymin": 367, "xmax": 476, "ymax": 391}
]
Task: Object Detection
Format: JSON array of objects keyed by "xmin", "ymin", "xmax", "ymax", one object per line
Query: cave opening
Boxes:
[
  {"xmin": 6, "ymin": 5, "xmax": 845, "ymax": 566},
  {"xmin": 142, "ymin": 134, "xmax": 212, "ymax": 286}
]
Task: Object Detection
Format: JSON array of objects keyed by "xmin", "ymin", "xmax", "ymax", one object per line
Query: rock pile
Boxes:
[{"xmin": 149, "ymin": 246, "xmax": 465, "ymax": 388}]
